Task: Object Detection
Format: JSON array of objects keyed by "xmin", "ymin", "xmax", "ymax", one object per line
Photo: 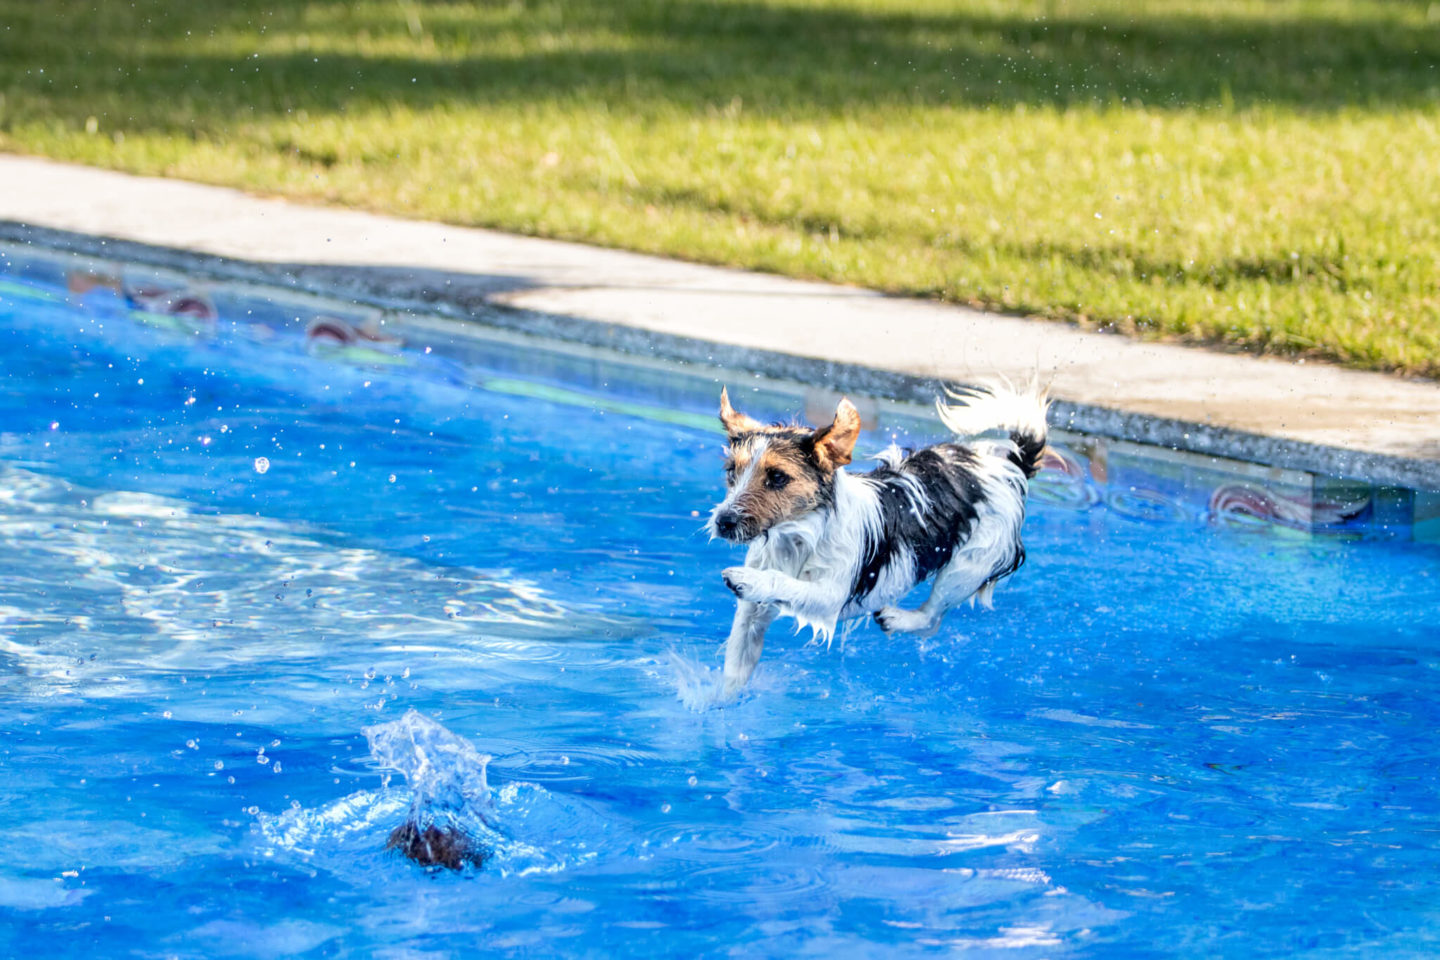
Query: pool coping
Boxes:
[
  {"xmin": 2, "ymin": 217, "xmax": 1437, "ymax": 494},
  {"xmin": 0, "ymin": 154, "xmax": 1436, "ymax": 494}
]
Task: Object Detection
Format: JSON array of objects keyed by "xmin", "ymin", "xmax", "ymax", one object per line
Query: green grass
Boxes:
[{"xmin": 2, "ymin": 0, "xmax": 1439, "ymax": 374}]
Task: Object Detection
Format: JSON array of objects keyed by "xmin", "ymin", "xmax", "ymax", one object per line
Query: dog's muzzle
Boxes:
[{"xmin": 711, "ymin": 509, "xmax": 751, "ymax": 543}]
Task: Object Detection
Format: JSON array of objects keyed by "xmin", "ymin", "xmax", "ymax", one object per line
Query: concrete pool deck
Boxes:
[{"xmin": 0, "ymin": 153, "xmax": 1437, "ymax": 490}]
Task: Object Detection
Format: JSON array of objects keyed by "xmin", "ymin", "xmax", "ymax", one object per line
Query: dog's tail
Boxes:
[{"xmin": 936, "ymin": 378, "xmax": 1051, "ymax": 479}]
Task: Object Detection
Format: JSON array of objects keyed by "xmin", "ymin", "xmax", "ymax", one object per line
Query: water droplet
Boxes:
[
  {"xmin": 213, "ymin": 760, "xmax": 224, "ymax": 771},
  {"xmin": 387, "ymin": 473, "xmax": 396, "ymax": 483},
  {"xmin": 253, "ymin": 457, "xmax": 271, "ymax": 474},
  {"xmin": 660, "ymin": 803, "xmax": 671, "ymax": 814},
  {"xmin": 687, "ymin": 775, "xmax": 698, "ymax": 787},
  {"xmin": 161, "ymin": 710, "xmax": 172, "ymax": 719}
]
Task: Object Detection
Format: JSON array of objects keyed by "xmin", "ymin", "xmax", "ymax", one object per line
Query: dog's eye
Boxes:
[
  {"xmin": 724, "ymin": 464, "xmax": 737, "ymax": 485},
  {"xmin": 765, "ymin": 468, "xmax": 791, "ymax": 490}
]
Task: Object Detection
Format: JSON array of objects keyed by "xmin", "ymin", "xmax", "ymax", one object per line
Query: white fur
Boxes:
[
  {"xmin": 706, "ymin": 436, "xmax": 768, "ymax": 538},
  {"xmin": 726, "ymin": 468, "xmax": 880, "ymax": 641},
  {"xmin": 936, "ymin": 378, "xmax": 1049, "ymax": 444}
]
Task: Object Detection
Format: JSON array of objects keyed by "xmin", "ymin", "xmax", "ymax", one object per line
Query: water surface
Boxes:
[{"xmin": 1, "ymin": 276, "xmax": 1438, "ymax": 958}]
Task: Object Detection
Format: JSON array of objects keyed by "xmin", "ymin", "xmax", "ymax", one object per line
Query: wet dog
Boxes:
[{"xmin": 708, "ymin": 382, "xmax": 1049, "ymax": 695}]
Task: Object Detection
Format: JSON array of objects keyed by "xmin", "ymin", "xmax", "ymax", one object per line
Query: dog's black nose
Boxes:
[{"xmin": 714, "ymin": 511, "xmax": 739, "ymax": 538}]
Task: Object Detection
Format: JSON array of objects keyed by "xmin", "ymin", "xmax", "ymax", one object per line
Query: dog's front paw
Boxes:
[
  {"xmin": 721, "ymin": 566, "xmax": 754, "ymax": 599},
  {"xmin": 724, "ymin": 567, "xmax": 782, "ymax": 604}
]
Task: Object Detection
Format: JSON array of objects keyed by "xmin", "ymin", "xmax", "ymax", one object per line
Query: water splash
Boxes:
[
  {"xmin": 667, "ymin": 650, "xmax": 728, "ymax": 711},
  {"xmin": 665, "ymin": 647, "xmax": 799, "ymax": 711},
  {"xmin": 259, "ymin": 712, "xmax": 608, "ymax": 877},
  {"xmin": 363, "ymin": 709, "xmax": 495, "ymax": 869},
  {"xmin": 257, "ymin": 790, "xmax": 408, "ymax": 860}
]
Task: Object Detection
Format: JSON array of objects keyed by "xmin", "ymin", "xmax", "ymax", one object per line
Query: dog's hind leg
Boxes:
[
  {"xmin": 874, "ymin": 587, "xmax": 949, "ymax": 635},
  {"xmin": 722, "ymin": 600, "xmax": 777, "ymax": 696},
  {"xmin": 874, "ymin": 555, "xmax": 999, "ymax": 634}
]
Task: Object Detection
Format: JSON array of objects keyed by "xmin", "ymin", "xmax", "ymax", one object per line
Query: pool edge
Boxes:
[{"xmin": 1, "ymin": 218, "xmax": 1437, "ymax": 495}]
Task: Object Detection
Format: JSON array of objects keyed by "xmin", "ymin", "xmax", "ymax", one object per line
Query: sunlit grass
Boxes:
[{"xmin": 1, "ymin": 0, "xmax": 1438, "ymax": 373}]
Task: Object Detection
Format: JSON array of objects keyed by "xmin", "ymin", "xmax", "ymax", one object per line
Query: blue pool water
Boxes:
[{"xmin": 1, "ymin": 260, "xmax": 1439, "ymax": 959}]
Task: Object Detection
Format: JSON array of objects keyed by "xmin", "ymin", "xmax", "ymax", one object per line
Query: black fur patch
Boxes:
[
  {"xmin": 848, "ymin": 444, "xmax": 1009, "ymax": 603},
  {"xmin": 1008, "ymin": 429, "xmax": 1047, "ymax": 480}
]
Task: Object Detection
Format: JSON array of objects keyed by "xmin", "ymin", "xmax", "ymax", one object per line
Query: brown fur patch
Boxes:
[
  {"xmin": 719, "ymin": 386, "xmax": 762, "ymax": 437},
  {"xmin": 716, "ymin": 391, "xmax": 862, "ymax": 540},
  {"xmin": 813, "ymin": 397, "xmax": 862, "ymax": 469},
  {"xmin": 723, "ymin": 431, "xmax": 829, "ymax": 538}
]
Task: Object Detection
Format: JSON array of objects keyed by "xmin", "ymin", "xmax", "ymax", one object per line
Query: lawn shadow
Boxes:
[{"xmin": 2, "ymin": 0, "xmax": 1438, "ymax": 138}]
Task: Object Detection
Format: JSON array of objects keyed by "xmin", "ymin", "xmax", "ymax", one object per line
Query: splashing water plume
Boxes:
[
  {"xmin": 363, "ymin": 709, "xmax": 495, "ymax": 870},
  {"xmin": 667, "ymin": 650, "xmax": 728, "ymax": 712}
]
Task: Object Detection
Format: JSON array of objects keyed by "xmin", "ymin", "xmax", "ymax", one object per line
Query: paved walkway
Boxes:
[{"xmin": 1, "ymin": 154, "xmax": 1436, "ymax": 483}]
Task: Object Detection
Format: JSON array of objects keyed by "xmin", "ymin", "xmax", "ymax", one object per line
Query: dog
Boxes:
[{"xmin": 708, "ymin": 381, "xmax": 1049, "ymax": 695}]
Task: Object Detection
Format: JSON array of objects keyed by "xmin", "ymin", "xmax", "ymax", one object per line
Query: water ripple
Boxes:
[{"xmin": 0, "ymin": 466, "xmax": 640, "ymax": 700}]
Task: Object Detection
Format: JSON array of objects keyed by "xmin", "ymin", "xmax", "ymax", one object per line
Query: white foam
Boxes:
[{"xmin": 667, "ymin": 650, "xmax": 729, "ymax": 711}]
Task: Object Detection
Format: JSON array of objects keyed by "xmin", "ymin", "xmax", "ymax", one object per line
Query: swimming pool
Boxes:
[{"xmin": 2, "ymin": 245, "xmax": 1439, "ymax": 958}]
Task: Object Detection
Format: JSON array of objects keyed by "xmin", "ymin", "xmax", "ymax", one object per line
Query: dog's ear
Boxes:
[
  {"xmin": 719, "ymin": 387, "xmax": 762, "ymax": 437},
  {"xmin": 812, "ymin": 397, "xmax": 861, "ymax": 469}
]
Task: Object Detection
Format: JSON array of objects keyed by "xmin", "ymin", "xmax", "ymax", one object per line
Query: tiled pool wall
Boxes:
[{"xmin": 3, "ymin": 241, "xmax": 1436, "ymax": 543}]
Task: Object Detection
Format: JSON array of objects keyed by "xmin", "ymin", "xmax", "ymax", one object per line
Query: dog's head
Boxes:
[{"xmin": 707, "ymin": 388, "xmax": 861, "ymax": 544}]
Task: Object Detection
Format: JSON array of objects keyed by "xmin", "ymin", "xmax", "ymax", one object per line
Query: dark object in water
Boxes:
[
  {"xmin": 366, "ymin": 710, "xmax": 496, "ymax": 872},
  {"xmin": 386, "ymin": 821, "xmax": 486, "ymax": 871}
]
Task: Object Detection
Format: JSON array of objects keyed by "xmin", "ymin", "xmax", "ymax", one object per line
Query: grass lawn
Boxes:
[{"xmin": 1, "ymin": 0, "xmax": 1438, "ymax": 375}]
